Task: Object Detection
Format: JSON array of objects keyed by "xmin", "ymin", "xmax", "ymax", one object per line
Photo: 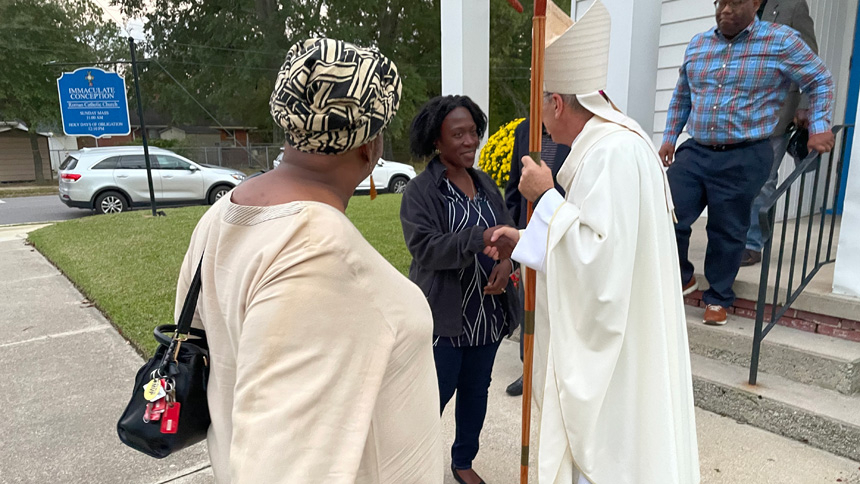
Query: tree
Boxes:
[
  {"xmin": 119, "ymin": 0, "xmax": 559, "ymax": 161},
  {"xmin": 0, "ymin": 0, "xmax": 123, "ymax": 182},
  {"xmin": 117, "ymin": 0, "xmax": 443, "ymax": 160},
  {"xmin": 488, "ymin": 0, "xmax": 572, "ymax": 133}
]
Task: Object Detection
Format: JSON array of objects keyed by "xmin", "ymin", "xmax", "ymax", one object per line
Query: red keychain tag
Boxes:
[
  {"xmin": 150, "ymin": 398, "xmax": 167, "ymax": 421},
  {"xmin": 160, "ymin": 402, "xmax": 181, "ymax": 434}
]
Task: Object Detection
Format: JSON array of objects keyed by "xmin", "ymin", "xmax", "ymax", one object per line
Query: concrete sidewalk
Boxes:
[
  {"xmin": 448, "ymin": 340, "xmax": 860, "ymax": 484},
  {"xmin": 0, "ymin": 224, "xmax": 210, "ymax": 484},
  {"xmin": 2, "ymin": 223, "xmax": 858, "ymax": 483}
]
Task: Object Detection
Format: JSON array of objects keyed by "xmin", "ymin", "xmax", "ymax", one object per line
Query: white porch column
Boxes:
[
  {"xmin": 833, "ymin": 119, "xmax": 860, "ymax": 297},
  {"xmin": 589, "ymin": 0, "xmax": 663, "ymax": 133},
  {"xmin": 441, "ymin": 0, "xmax": 490, "ymax": 157}
]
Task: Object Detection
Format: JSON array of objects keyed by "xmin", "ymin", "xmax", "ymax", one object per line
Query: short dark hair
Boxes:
[
  {"xmin": 544, "ymin": 92, "xmax": 586, "ymax": 112},
  {"xmin": 409, "ymin": 95, "xmax": 488, "ymax": 158}
]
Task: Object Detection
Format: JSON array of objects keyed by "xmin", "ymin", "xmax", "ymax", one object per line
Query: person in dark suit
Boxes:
[
  {"xmin": 505, "ymin": 118, "xmax": 572, "ymax": 229},
  {"xmin": 743, "ymin": 0, "xmax": 819, "ymax": 266},
  {"xmin": 502, "ymin": 118, "xmax": 570, "ymax": 396}
]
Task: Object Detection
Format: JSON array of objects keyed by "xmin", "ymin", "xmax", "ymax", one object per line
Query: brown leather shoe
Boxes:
[
  {"xmin": 703, "ymin": 304, "xmax": 727, "ymax": 326},
  {"xmin": 682, "ymin": 276, "xmax": 698, "ymax": 296},
  {"xmin": 740, "ymin": 249, "xmax": 762, "ymax": 267}
]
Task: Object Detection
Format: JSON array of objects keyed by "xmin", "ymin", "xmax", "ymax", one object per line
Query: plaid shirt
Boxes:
[{"xmin": 663, "ymin": 18, "xmax": 832, "ymax": 146}]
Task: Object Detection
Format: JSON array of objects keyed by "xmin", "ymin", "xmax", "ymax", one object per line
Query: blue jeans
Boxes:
[
  {"xmin": 746, "ymin": 134, "xmax": 791, "ymax": 251},
  {"xmin": 434, "ymin": 340, "xmax": 502, "ymax": 470},
  {"xmin": 667, "ymin": 139, "xmax": 772, "ymax": 307}
]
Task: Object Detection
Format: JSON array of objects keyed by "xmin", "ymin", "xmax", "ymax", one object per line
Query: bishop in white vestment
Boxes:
[{"xmin": 491, "ymin": 2, "xmax": 701, "ymax": 483}]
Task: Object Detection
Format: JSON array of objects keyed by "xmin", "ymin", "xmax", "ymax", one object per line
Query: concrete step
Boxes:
[
  {"xmin": 694, "ymin": 270, "xmax": 860, "ymax": 325},
  {"xmin": 685, "ymin": 306, "xmax": 860, "ymax": 395},
  {"xmin": 691, "ymin": 353, "xmax": 860, "ymax": 462}
]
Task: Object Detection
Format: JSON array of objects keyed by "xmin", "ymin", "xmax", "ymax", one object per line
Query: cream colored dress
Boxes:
[{"xmin": 175, "ymin": 198, "xmax": 442, "ymax": 484}]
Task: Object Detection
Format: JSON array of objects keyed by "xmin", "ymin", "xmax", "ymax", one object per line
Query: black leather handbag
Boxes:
[
  {"xmin": 787, "ymin": 123, "xmax": 810, "ymax": 161},
  {"xmin": 117, "ymin": 257, "xmax": 211, "ymax": 458}
]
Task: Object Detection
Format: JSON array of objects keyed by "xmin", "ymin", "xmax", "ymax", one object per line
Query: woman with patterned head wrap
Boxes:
[{"xmin": 173, "ymin": 38, "xmax": 442, "ymax": 484}]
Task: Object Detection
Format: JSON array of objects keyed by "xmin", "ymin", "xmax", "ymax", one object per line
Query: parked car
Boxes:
[
  {"xmin": 58, "ymin": 146, "xmax": 247, "ymax": 214},
  {"xmin": 272, "ymin": 149, "xmax": 415, "ymax": 194}
]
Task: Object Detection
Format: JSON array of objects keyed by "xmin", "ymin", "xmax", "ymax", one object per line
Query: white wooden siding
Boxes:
[
  {"xmin": 807, "ymin": 0, "xmax": 858, "ymax": 126},
  {"xmin": 652, "ymin": 0, "xmax": 715, "ymax": 143}
]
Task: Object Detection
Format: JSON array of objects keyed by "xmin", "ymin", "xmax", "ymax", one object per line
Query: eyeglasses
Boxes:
[{"xmin": 714, "ymin": 0, "xmax": 749, "ymax": 10}]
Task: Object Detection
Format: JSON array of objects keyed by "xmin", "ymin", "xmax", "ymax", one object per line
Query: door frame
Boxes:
[{"xmin": 839, "ymin": 3, "xmax": 860, "ymax": 214}]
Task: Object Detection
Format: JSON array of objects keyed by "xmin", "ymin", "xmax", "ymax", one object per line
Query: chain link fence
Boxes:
[{"xmin": 170, "ymin": 144, "xmax": 282, "ymax": 172}]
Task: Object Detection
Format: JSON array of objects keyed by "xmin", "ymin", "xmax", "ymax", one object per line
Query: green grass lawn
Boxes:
[{"xmin": 28, "ymin": 194, "xmax": 410, "ymax": 357}]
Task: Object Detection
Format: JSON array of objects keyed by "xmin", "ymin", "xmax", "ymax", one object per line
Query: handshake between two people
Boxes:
[
  {"xmin": 482, "ymin": 154, "xmax": 556, "ymax": 262},
  {"xmin": 482, "ymin": 226, "xmax": 519, "ymax": 261}
]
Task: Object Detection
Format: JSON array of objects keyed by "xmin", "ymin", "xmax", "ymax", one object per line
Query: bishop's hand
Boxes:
[{"xmin": 519, "ymin": 155, "xmax": 555, "ymax": 202}]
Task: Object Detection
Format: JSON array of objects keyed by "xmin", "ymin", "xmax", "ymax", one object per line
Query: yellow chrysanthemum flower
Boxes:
[{"xmin": 479, "ymin": 117, "xmax": 525, "ymax": 188}]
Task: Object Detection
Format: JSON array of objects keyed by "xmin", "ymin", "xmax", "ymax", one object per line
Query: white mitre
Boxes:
[
  {"xmin": 544, "ymin": 0, "xmax": 676, "ymax": 216},
  {"xmin": 543, "ymin": 0, "xmax": 622, "ymax": 137},
  {"xmin": 544, "ymin": 0, "xmax": 610, "ymax": 96}
]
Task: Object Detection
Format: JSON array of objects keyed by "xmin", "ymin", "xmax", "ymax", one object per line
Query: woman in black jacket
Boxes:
[{"xmin": 400, "ymin": 95, "xmax": 519, "ymax": 484}]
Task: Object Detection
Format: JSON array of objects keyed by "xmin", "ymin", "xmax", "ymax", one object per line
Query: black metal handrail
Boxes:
[{"xmin": 749, "ymin": 124, "xmax": 853, "ymax": 385}]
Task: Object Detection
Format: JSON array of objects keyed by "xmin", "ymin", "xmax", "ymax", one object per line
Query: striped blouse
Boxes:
[{"xmin": 434, "ymin": 177, "xmax": 508, "ymax": 347}]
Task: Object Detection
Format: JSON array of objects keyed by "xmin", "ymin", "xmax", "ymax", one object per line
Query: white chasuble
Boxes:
[{"xmin": 513, "ymin": 116, "xmax": 700, "ymax": 484}]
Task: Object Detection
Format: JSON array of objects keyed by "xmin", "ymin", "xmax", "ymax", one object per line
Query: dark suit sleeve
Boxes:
[
  {"xmin": 551, "ymin": 142, "xmax": 571, "ymax": 196},
  {"xmin": 791, "ymin": 1, "xmax": 818, "ymax": 55},
  {"xmin": 504, "ymin": 119, "xmax": 530, "ymax": 229},
  {"xmin": 792, "ymin": 0, "xmax": 818, "ymax": 109}
]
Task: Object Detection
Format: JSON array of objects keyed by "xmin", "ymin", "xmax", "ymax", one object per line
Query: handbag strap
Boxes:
[{"xmin": 176, "ymin": 254, "xmax": 204, "ymax": 336}]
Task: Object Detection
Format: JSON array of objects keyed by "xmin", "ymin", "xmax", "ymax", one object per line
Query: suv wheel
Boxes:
[
  {"xmin": 388, "ymin": 176, "xmax": 409, "ymax": 194},
  {"xmin": 95, "ymin": 191, "xmax": 128, "ymax": 214},
  {"xmin": 208, "ymin": 184, "xmax": 232, "ymax": 204}
]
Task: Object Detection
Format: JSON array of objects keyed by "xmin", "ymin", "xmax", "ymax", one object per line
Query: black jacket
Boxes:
[
  {"xmin": 400, "ymin": 157, "xmax": 521, "ymax": 338},
  {"xmin": 505, "ymin": 118, "xmax": 571, "ymax": 228}
]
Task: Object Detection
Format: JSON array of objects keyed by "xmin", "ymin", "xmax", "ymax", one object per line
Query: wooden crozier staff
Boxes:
[{"xmin": 505, "ymin": 0, "xmax": 546, "ymax": 482}]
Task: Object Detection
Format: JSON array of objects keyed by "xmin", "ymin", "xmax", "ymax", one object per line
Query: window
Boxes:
[
  {"xmin": 59, "ymin": 156, "xmax": 78, "ymax": 171},
  {"xmin": 156, "ymin": 155, "xmax": 191, "ymax": 170},
  {"xmin": 118, "ymin": 155, "xmax": 150, "ymax": 170},
  {"xmin": 92, "ymin": 157, "xmax": 121, "ymax": 170}
]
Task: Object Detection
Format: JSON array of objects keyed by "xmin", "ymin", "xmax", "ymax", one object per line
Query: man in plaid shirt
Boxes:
[{"xmin": 659, "ymin": 0, "xmax": 833, "ymax": 325}]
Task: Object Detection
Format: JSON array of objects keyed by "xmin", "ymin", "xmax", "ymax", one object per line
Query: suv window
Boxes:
[
  {"xmin": 92, "ymin": 156, "xmax": 121, "ymax": 170},
  {"xmin": 60, "ymin": 156, "xmax": 78, "ymax": 171},
  {"xmin": 156, "ymin": 155, "xmax": 192, "ymax": 170},
  {"xmin": 118, "ymin": 155, "xmax": 150, "ymax": 170}
]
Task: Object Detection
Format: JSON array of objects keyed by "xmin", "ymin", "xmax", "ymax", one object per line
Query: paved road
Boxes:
[{"xmin": 0, "ymin": 195, "xmax": 92, "ymax": 225}]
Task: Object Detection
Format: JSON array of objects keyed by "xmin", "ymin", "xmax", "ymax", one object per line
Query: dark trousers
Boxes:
[
  {"xmin": 667, "ymin": 139, "xmax": 772, "ymax": 307},
  {"xmin": 434, "ymin": 340, "xmax": 502, "ymax": 470}
]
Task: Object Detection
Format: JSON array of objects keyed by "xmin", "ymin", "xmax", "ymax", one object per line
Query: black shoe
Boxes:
[
  {"xmin": 506, "ymin": 375, "xmax": 523, "ymax": 396},
  {"xmin": 740, "ymin": 249, "xmax": 762, "ymax": 267},
  {"xmin": 451, "ymin": 464, "xmax": 486, "ymax": 484}
]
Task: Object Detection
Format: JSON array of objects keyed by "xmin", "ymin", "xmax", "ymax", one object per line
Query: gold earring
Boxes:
[{"xmin": 369, "ymin": 175, "xmax": 377, "ymax": 200}]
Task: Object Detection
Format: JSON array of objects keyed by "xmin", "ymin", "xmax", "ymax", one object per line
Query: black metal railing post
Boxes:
[{"xmin": 748, "ymin": 125, "xmax": 851, "ymax": 385}]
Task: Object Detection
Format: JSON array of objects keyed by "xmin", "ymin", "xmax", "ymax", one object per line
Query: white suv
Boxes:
[
  {"xmin": 59, "ymin": 146, "xmax": 247, "ymax": 214},
  {"xmin": 272, "ymin": 150, "xmax": 415, "ymax": 194}
]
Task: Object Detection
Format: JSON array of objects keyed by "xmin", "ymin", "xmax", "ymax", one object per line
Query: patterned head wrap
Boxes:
[{"xmin": 270, "ymin": 38, "xmax": 402, "ymax": 155}]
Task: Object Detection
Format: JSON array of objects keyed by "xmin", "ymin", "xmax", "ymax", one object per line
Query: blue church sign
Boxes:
[{"xmin": 57, "ymin": 67, "xmax": 131, "ymax": 137}]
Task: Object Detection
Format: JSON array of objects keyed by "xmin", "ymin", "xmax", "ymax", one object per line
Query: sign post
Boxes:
[{"xmin": 128, "ymin": 38, "xmax": 159, "ymax": 217}]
